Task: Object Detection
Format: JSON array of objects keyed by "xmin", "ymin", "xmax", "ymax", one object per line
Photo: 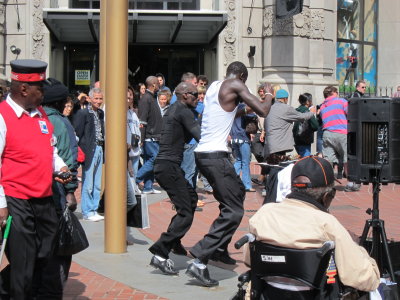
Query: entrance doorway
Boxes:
[
  {"xmin": 128, "ymin": 45, "xmax": 204, "ymax": 91},
  {"xmin": 65, "ymin": 44, "xmax": 204, "ymax": 93}
]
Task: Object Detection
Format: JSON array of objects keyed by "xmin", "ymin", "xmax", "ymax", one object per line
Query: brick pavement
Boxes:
[
  {"xmin": 141, "ymin": 164, "xmax": 400, "ymax": 275},
  {"xmin": 65, "ymin": 163, "xmax": 400, "ymax": 298},
  {"xmin": 64, "ymin": 261, "xmax": 169, "ymax": 300}
]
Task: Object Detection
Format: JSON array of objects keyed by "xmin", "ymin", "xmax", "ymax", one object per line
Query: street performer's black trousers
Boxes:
[
  {"xmin": 149, "ymin": 160, "xmax": 198, "ymax": 259},
  {"xmin": 190, "ymin": 152, "xmax": 245, "ymax": 263},
  {"xmin": 0, "ymin": 196, "xmax": 58, "ymax": 300}
]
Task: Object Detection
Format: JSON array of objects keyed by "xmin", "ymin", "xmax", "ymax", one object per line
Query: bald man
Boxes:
[
  {"xmin": 149, "ymin": 82, "xmax": 201, "ymax": 275},
  {"xmin": 136, "ymin": 76, "xmax": 162, "ymax": 194}
]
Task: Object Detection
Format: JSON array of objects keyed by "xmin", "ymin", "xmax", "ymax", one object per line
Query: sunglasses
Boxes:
[
  {"xmin": 186, "ymin": 92, "xmax": 198, "ymax": 98},
  {"xmin": 360, "ymin": 86, "xmax": 366, "ymax": 89}
]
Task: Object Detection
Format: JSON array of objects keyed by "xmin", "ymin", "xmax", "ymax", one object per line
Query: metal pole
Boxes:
[
  {"xmin": 100, "ymin": 0, "xmax": 107, "ymax": 96},
  {"xmin": 104, "ymin": 0, "xmax": 128, "ymax": 253}
]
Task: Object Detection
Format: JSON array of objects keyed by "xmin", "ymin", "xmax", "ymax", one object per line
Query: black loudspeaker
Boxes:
[{"xmin": 347, "ymin": 97, "xmax": 400, "ymax": 183}]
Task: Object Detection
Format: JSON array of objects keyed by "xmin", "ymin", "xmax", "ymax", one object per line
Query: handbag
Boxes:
[
  {"xmin": 127, "ymin": 194, "xmax": 150, "ymax": 229},
  {"xmin": 56, "ymin": 207, "xmax": 89, "ymax": 256}
]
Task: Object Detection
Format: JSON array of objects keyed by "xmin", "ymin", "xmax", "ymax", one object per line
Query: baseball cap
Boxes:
[
  {"xmin": 275, "ymin": 89, "xmax": 289, "ymax": 99},
  {"xmin": 291, "ymin": 156, "xmax": 335, "ymax": 188}
]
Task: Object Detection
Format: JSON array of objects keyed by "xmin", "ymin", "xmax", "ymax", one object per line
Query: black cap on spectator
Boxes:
[
  {"xmin": 43, "ymin": 78, "xmax": 68, "ymax": 104},
  {"xmin": 291, "ymin": 156, "xmax": 335, "ymax": 189}
]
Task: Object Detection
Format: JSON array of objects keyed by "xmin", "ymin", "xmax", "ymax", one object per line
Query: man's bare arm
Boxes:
[
  {"xmin": 238, "ymin": 82, "xmax": 274, "ymax": 117},
  {"xmin": 219, "ymin": 79, "xmax": 274, "ymax": 117}
]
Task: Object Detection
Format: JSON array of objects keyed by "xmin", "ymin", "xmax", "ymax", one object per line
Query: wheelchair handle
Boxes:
[
  {"xmin": 235, "ymin": 233, "xmax": 256, "ymax": 249},
  {"xmin": 317, "ymin": 241, "xmax": 335, "ymax": 257}
]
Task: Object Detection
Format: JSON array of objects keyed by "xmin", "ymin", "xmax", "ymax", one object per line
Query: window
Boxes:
[
  {"xmin": 336, "ymin": 0, "xmax": 378, "ymax": 91},
  {"xmin": 70, "ymin": 0, "xmax": 199, "ymax": 10}
]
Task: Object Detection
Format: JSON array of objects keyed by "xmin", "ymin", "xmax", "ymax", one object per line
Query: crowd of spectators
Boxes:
[{"xmin": 0, "ymin": 58, "xmax": 386, "ymax": 297}]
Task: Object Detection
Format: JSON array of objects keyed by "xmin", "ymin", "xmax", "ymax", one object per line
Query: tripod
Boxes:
[{"xmin": 359, "ymin": 179, "xmax": 395, "ymax": 281}]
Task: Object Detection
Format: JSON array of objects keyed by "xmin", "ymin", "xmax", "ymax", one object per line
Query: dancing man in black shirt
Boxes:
[{"xmin": 148, "ymin": 82, "xmax": 201, "ymax": 275}]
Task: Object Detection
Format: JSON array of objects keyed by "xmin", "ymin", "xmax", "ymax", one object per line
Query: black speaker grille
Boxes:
[
  {"xmin": 362, "ymin": 123, "xmax": 378, "ymax": 164},
  {"xmin": 361, "ymin": 122, "xmax": 389, "ymax": 165}
]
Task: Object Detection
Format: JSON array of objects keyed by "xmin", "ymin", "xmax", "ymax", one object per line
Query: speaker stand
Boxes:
[{"xmin": 359, "ymin": 180, "xmax": 395, "ymax": 281}]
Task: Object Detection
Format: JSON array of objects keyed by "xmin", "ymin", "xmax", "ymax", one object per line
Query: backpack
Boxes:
[{"xmin": 293, "ymin": 120, "xmax": 314, "ymax": 145}]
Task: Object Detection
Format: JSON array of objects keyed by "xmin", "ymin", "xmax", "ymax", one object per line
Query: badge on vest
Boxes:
[{"xmin": 39, "ymin": 120, "xmax": 49, "ymax": 134}]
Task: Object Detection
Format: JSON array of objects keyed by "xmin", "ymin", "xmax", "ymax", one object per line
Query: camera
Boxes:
[{"xmin": 55, "ymin": 171, "xmax": 71, "ymax": 180}]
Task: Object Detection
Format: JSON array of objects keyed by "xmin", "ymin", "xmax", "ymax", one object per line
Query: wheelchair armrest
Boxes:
[
  {"xmin": 238, "ymin": 270, "xmax": 251, "ymax": 284},
  {"xmin": 317, "ymin": 241, "xmax": 335, "ymax": 257}
]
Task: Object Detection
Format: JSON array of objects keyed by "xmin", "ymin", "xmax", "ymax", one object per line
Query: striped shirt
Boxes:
[{"xmin": 320, "ymin": 95, "xmax": 348, "ymax": 134}]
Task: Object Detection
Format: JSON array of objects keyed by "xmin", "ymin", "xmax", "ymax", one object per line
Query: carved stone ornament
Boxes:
[
  {"xmin": 32, "ymin": 0, "xmax": 45, "ymax": 60},
  {"xmin": 263, "ymin": 7, "xmax": 325, "ymax": 39},
  {"xmin": 223, "ymin": 0, "xmax": 236, "ymax": 66},
  {"xmin": 0, "ymin": 4, "xmax": 5, "ymax": 35}
]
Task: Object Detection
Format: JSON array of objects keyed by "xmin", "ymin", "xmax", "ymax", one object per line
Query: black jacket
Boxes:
[
  {"xmin": 138, "ymin": 90, "xmax": 162, "ymax": 140},
  {"xmin": 72, "ymin": 107, "xmax": 105, "ymax": 170}
]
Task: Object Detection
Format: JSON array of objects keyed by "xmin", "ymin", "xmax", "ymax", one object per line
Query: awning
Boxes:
[{"xmin": 43, "ymin": 9, "xmax": 227, "ymax": 45}]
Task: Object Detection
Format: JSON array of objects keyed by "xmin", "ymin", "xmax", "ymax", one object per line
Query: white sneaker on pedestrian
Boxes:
[
  {"xmin": 151, "ymin": 189, "xmax": 162, "ymax": 194},
  {"xmin": 94, "ymin": 212, "xmax": 104, "ymax": 220},
  {"xmin": 84, "ymin": 214, "xmax": 103, "ymax": 222}
]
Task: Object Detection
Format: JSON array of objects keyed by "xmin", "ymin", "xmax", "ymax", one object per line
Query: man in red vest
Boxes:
[{"xmin": 0, "ymin": 59, "xmax": 70, "ymax": 299}]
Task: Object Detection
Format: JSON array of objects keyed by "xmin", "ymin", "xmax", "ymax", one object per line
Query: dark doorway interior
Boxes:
[
  {"xmin": 128, "ymin": 45, "xmax": 204, "ymax": 91},
  {"xmin": 66, "ymin": 44, "xmax": 204, "ymax": 94}
]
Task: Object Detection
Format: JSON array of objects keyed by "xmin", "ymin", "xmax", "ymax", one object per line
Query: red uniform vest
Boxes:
[{"xmin": 0, "ymin": 101, "xmax": 54, "ymax": 199}]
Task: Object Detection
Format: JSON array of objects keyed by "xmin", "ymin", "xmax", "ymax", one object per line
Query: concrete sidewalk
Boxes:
[{"xmin": 65, "ymin": 164, "xmax": 400, "ymax": 299}]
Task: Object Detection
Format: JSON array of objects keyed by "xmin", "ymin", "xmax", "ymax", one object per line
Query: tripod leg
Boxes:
[
  {"xmin": 359, "ymin": 219, "xmax": 371, "ymax": 247},
  {"xmin": 378, "ymin": 220, "xmax": 395, "ymax": 281}
]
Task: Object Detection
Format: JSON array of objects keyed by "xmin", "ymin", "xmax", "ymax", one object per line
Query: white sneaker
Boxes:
[
  {"xmin": 84, "ymin": 214, "xmax": 103, "ymax": 222},
  {"xmin": 94, "ymin": 212, "xmax": 104, "ymax": 220},
  {"xmin": 151, "ymin": 189, "xmax": 162, "ymax": 194}
]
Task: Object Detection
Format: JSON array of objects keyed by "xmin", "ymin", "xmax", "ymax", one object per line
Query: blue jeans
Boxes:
[
  {"xmin": 295, "ymin": 145, "xmax": 311, "ymax": 157},
  {"xmin": 181, "ymin": 142, "xmax": 198, "ymax": 188},
  {"xmin": 81, "ymin": 145, "xmax": 103, "ymax": 218},
  {"xmin": 136, "ymin": 141, "xmax": 159, "ymax": 192},
  {"xmin": 317, "ymin": 127, "xmax": 323, "ymax": 154},
  {"xmin": 232, "ymin": 142, "xmax": 252, "ymax": 190}
]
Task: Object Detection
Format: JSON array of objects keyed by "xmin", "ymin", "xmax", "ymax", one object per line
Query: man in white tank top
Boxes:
[{"xmin": 186, "ymin": 61, "xmax": 274, "ymax": 287}]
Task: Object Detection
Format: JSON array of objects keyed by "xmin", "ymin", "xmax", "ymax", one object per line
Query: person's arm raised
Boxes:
[{"xmin": 234, "ymin": 80, "xmax": 274, "ymax": 117}]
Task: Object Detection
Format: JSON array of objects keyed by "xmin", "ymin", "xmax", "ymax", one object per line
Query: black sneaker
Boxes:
[
  {"xmin": 210, "ymin": 250, "xmax": 236, "ymax": 265},
  {"xmin": 186, "ymin": 263, "xmax": 219, "ymax": 287},
  {"xmin": 150, "ymin": 256, "xmax": 179, "ymax": 275}
]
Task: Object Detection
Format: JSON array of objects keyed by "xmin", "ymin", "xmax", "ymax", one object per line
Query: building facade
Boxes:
[{"xmin": 0, "ymin": 0, "xmax": 399, "ymax": 104}]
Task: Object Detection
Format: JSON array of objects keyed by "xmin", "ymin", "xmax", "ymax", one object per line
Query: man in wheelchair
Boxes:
[{"xmin": 243, "ymin": 156, "xmax": 380, "ymax": 299}]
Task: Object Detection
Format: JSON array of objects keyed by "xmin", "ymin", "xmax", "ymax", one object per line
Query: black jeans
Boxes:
[
  {"xmin": 0, "ymin": 196, "xmax": 58, "ymax": 300},
  {"xmin": 149, "ymin": 160, "xmax": 198, "ymax": 259},
  {"xmin": 190, "ymin": 152, "xmax": 245, "ymax": 263}
]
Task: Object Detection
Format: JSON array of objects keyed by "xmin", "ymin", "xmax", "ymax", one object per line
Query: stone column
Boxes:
[{"xmin": 261, "ymin": 0, "xmax": 336, "ymax": 105}]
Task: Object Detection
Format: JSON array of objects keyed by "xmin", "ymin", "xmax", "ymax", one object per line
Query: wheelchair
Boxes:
[{"xmin": 232, "ymin": 234, "xmax": 367, "ymax": 300}]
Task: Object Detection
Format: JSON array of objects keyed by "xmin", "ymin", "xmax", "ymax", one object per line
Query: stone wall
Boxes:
[
  {"xmin": 378, "ymin": 1, "xmax": 400, "ymax": 91},
  {"xmin": 0, "ymin": 0, "xmax": 50, "ymax": 81}
]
